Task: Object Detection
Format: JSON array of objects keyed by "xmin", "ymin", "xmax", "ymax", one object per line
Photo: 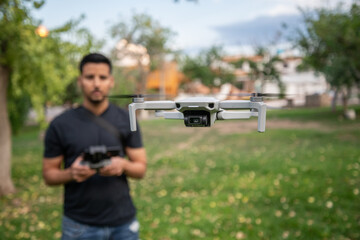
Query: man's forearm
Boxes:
[
  {"xmin": 123, "ymin": 147, "xmax": 147, "ymax": 179},
  {"xmin": 123, "ymin": 160, "xmax": 147, "ymax": 179},
  {"xmin": 43, "ymin": 168, "xmax": 73, "ymax": 186}
]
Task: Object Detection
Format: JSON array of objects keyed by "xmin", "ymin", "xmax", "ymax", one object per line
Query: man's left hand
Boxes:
[{"xmin": 99, "ymin": 157, "xmax": 127, "ymax": 176}]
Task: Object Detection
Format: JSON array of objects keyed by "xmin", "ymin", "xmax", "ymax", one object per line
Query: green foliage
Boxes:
[
  {"xmin": 110, "ymin": 66, "xmax": 138, "ymax": 107},
  {"xmin": 0, "ymin": 0, "xmax": 102, "ymax": 131},
  {"xmin": 61, "ymin": 78, "xmax": 81, "ymax": 105},
  {"xmin": 181, "ymin": 56, "xmax": 214, "ymax": 85},
  {"xmin": 1, "ymin": 107, "xmax": 359, "ymax": 239},
  {"xmin": 108, "ymin": 13, "xmax": 176, "ymax": 96},
  {"xmin": 110, "ymin": 13, "xmax": 175, "ymax": 55},
  {"xmin": 110, "ymin": 12, "xmax": 176, "ymax": 72},
  {"xmin": 181, "ymin": 45, "xmax": 235, "ymax": 87},
  {"xmin": 7, "ymin": 83, "xmax": 31, "ymax": 135},
  {"xmin": 293, "ymin": 2, "xmax": 360, "ymax": 107},
  {"xmin": 232, "ymin": 46, "xmax": 285, "ymax": 93}
]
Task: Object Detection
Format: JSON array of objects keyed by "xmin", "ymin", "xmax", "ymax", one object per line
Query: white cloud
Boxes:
[
  {"xmin": 247, "ymin": 0, "xmax": 353, "ymax": 20},
  {"xmin": 281, "ymin": 0, "xmax": 353, "ymax": 9},
  {"xmin": 263, "ymin": 5, "xmax": 299, "ymax": 17},
  {"xmin": 292, "ymin": 0, "xmax": 342, "ymax": 7}
]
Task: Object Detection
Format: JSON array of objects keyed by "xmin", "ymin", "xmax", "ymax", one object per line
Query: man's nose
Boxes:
[{"xmin": 93, "ymin": 77, "xmax": 101, "ymax": 87}]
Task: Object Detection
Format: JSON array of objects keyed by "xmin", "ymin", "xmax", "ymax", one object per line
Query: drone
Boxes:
[{"xmin": 109, "ymin": 93, "xmax": 281, "ymax": 133}]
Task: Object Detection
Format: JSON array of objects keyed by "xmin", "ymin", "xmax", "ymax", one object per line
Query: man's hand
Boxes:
[
  {"xmin": 70, "ymin": 156, "xmax": 96, "ymax": 182},
  {"xmin": 99, "ymin": 156, "xmax": 126, "ymax": 177}
]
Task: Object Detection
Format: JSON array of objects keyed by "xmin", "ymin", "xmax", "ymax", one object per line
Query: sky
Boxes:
[{"xmin": 33, "ymin": 0, "xmax": 353, "ymax": 55}]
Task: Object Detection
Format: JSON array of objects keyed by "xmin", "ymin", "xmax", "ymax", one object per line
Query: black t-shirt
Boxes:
[{"xmin": 44, "ymin": 104, "xmax": 143, "ymax": 226}]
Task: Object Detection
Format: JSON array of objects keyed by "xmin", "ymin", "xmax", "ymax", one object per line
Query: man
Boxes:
[{"xmin": 42, "ymin": 53, "xmax": 147, "ymax": 240}]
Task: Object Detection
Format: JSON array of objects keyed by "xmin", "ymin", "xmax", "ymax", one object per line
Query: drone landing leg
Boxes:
[
  {"xmin": 252, "ymin": 102, "xmax": 266, "ymax": 132},
  {"xmin": 218, "ymin": 101, "xmax": 267, "ymax": 132},
  {"xmin": 129, "ymin": 101, "xmax": 176, "ymax": 131}
]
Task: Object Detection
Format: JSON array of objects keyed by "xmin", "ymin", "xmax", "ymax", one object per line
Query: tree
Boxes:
[
  {"xmin": 0, "ymin": 0, "xmax": 101, "ymax": 196},
  {"xmin": 109, "ymin": 13, "xmax": 176, "ymax": 95},
  {"xmin": 181, "ymin": 45, "xmax": 235, "ymax": 88},
  {"xmin": 231, "ymin": 46, "xmax": 285, "ymax": 93},
  {"xmin": 293, "ymin": 2, "xmax": 360, "ymax": 112}
]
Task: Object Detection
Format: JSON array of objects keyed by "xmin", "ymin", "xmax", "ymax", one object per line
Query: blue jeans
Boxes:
[{"xmin": 61, "ymin": 215, "xmax": 140, "ymax": 240}]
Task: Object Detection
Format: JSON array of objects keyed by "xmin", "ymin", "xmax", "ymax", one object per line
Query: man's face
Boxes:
[{"xmin": 78, "ymin": 63, "xmax": 114, "ymax": 105}]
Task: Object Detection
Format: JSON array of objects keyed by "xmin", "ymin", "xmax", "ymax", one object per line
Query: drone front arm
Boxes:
[
  {"xmin": 219, "ymin": 100, "xmax": 267, "ymax": 132},
  {"xmin": 219, "ymin": 100, "xmax": 253, "ymax": 109},
  {"xmin": 155, "ymin": 111, "xmax": 184, "ymax": 119},
  {"xmin": 129, "ymin": 101, "xmax": 176, "ymax": 131},
  {"xmin": 217, "ymin": 111, "xmax": 258, "ymax": 120}
]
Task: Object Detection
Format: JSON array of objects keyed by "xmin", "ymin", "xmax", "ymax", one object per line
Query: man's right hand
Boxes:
[{"xmin": 70, "ymin": 156, "xmax": 96, "ymax": 182}]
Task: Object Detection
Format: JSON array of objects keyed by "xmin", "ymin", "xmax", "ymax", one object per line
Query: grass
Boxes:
[{"xmin": 1, "ymin": 106, "xmax": 360, "ymax": 240}]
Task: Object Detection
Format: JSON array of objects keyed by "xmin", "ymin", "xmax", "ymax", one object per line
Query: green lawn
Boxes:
[{"xmin": 1, "ymin": 106, "xmax": 360, "ymax": 240}]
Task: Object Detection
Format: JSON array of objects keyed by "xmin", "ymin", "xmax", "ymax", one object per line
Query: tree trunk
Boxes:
[
  {"xmin": 159, "ymin": 58, "xmax": 166, "ymax": 100},
  {"xmin": 140, "ymin": 63, "xmax": 148, "ymax": 95},
  {"xmin": 136, "ymin": 60, "xmax": 147, "ymax": 94},
  {"xmin": 331, "ymin": 88, "xmax": 338, "ymax": 112},
  {"xmin": 342, "ymin": 88, "xmax": 349, "ymax": 113},
  {"xmin": 137, "ymin": 61, "xmax": 149, "ymax": 119},
  {"xmin": 0, "ymin": 65, "xmax": 15, "ymax": 196}
]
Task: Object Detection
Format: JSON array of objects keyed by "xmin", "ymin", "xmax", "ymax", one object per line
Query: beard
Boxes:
[
  {"xmin": 86, "ymin": 96, "xmax": 105, "ymax": 105},
  {"xmin": 85, "ymin": 89, "xmax": 106, "ymax": 105}
]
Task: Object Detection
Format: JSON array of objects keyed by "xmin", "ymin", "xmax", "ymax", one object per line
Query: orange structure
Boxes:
[{"xmin": 146, "ymin": 61, "xmax": 185, "ymax": 97}]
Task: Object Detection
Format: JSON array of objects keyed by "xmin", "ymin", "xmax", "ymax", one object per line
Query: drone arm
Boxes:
[
  {"xmin": 155, "ymin": 111, "xmax": 184, "ymax": 119},
  {"xmin": 217, "ymin": 111, "xmax": 258, "ymax": 120},
  {"xmin": 129, "ymin": 101, "xmax": 176, "ymax": 131},
  {"xmin": 219, "ymin": 100, "xmax": 252, "ymax": 109},
  {"xmin": 219, "ymin": 100, "xmax": 267, "ymax": 132}
]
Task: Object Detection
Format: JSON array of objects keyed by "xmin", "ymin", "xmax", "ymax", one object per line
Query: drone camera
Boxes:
[{"xmin": 184, "ymin": 110, "xmax": 210, "ymax": 127}]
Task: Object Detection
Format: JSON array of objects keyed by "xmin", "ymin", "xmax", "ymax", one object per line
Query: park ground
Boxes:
[{"xmin": 1, "ymin": 106, "xmax": 360, "ymax": 240}]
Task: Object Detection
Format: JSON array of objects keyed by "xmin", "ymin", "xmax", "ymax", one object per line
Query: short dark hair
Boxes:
[{"xmin": 79, "ymin": 53, "xmax": 112, "ymax": 74}]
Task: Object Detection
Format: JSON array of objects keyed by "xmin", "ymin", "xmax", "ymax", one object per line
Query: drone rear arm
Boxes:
[
  {"xmin": 129, "ymin": 101, "xmax": 176, "ymax": 131},
  {"xmin": 219, "ymin": 100, "xmax": 267, "ymax": 132}
]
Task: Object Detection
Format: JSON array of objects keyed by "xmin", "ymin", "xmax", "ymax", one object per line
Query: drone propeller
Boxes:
[
  {"xmin": 226, "ymin": 92, "xmax": 288, "ymax": 98},
  {"xmin": 107, "ymin": 94, "xmax": 169, "ymax": 99}
]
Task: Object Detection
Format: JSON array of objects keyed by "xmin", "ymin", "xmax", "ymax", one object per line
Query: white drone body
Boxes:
[{"xmin": 128, "ymin": 95, "xmax": 267, "ymax": 132}]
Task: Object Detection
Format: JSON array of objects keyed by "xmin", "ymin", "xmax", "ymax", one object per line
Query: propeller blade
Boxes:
[
  {"xmin": 256, "ymin": 93, "xmax": 286, "ymax": 97},
  {"xmin": 226, "ymin": 93, "xmax": 252, "ymax": 97},
  {"xmin": 107, "ymin": 94, "xmax": 170, "ymax": 99},
  {"xmin": 107, "ymin": 94, "xmax": 141, "ymax": 98},
  {"xmin": 226, "ymin": 92, "xmax": 290, "ymax": 98}
]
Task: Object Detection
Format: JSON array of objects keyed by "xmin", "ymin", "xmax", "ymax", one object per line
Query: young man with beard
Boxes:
[{"xmin": 42, "ymin": 53, "xmax": 147, "ymax": 240}]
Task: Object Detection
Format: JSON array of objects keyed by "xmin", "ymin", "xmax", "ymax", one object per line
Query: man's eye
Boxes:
[
  {"xmin": 85, "ymin": 75, "xmax": 94, "ymax": 79},
  {"xmin": 100, "ymin": 76, "xmax": 108, "ymax": 80}
]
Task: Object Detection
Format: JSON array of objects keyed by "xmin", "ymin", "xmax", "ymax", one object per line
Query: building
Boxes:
[
  {"xmin": 146, "ymin": 61, "xmax": 185, "ymax": 97},
  {"xmin": 223, "ymin": 54, "xmax": 329, "ymax": 107}
]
